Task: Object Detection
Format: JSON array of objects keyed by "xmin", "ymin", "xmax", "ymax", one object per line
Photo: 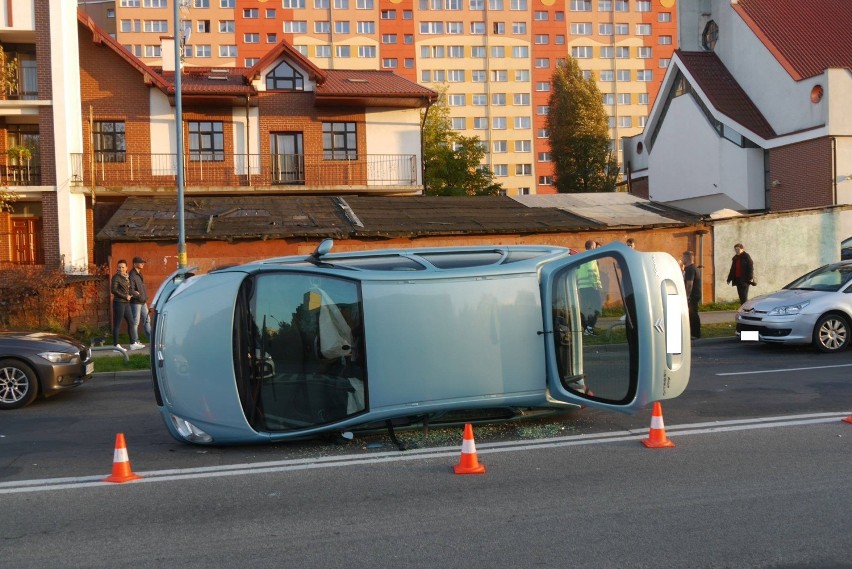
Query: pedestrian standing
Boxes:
[
  {"xmin": 111, "ymin": 259, "xmax": 142, "ymax": 350},
  {"xmin": 129, "ymin": 256, "xmax": 150, "ymax": 344},
  {"xmin": 726, "ymin": 243, "xmax": 755, "ymax": 304},
  {"xmin": 578, "ymin": 240, "xmax": 603, "ymax": 336},
  {"xmin": 682, "ymin": 251, "xmax": 701, "ymax": 340}
]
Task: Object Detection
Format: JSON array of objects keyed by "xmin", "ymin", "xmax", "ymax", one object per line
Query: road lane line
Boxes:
[
  {"xmin": 717, "ymin": 363, "xmax": 852, "ymax": 376},
  {"xmin": 1, "ymin": 412, "xmax": 848, "ymax": 494}
]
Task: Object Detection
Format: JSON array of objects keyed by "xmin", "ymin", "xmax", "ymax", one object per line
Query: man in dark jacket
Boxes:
[
  {"xmin": 726, "ymin": 243, "xmax": 754, "ymax": 304},
  {"xmin": 682, "ymin": 251, "xmax": 701, "ymax": 340},
  {"xmin": 129, "ymin": 256, "xmax": 150, "ymax": 344}
]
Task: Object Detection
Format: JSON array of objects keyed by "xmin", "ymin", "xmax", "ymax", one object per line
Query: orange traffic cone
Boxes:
[
  {"xmin": 103, "ymin": 433, "xmax": 142, "ymax": 483},
  {"xmin": 641, "ymin": 402, "xmax": 675, "ymax": 448},
  {"xmin": 453, "ymin": 423, "xmax": 486, "ymax": 474},
  {"xmin": 842, "ymin": 413, "xmax": 852, "ymax": 425}
]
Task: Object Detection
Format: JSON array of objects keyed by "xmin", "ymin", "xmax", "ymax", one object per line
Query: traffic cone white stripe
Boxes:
[
  {"xmin": 461, "ymin": 438, "xmax": 476, "ymax": 454},
  {"xmin": 113, "ymin": 447, "xmax": 129, "ymax": 463},
  {"xmin": 650, "ymin": 415, "xmax": 665, "ymax": 429}
]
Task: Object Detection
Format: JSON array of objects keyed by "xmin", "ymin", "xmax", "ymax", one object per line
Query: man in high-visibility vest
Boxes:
[{"xmin": 577, "ymin": 240, "xmax": 603, "ymax": 336}]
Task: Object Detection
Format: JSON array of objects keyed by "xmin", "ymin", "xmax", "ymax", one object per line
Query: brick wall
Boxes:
[
  {"xmin": 78, "ymin": 21, "xmax": 152, "ymax": 170},
  {"xmin": 0, "ymin": 211, "xmax": 10, "ymax": 263},
  {"xmin": 768, "ymin": 137, "xmax": 834, "ymax": 211}
]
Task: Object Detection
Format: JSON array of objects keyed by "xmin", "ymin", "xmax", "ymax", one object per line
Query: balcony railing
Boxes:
[
  {"xmin": 70, "ymin": 153, "xmax": 418, "ymax": 189},
  {"xmin": 0, "ymin": 162, "xmax": 40, "ymax": 186}
]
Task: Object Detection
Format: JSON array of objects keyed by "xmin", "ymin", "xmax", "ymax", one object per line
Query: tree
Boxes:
[
  {"xmin": 546, "ymin": 57, "xmax": 619, "ymax": 193},
  {"xmin": 422, "ymin": 88, "xmax": 502, "ymax": 196}
]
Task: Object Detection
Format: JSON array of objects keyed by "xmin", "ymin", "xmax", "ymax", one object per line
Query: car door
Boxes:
[{"xmin": 539, "ymin": 244, "xmax": 690, "ymax": 413}]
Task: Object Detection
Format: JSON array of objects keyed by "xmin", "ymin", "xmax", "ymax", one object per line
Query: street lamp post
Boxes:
[{"xmin": 173, "ymin": 0, "xmax": 187, "ymax": 270}]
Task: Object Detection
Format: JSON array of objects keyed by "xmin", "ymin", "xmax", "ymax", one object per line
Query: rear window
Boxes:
[{"xmin": 419, "ymin": 251, "xmax": 504, "ymax": 269}]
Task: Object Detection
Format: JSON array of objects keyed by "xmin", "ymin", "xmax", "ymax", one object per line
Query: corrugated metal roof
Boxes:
[
  {"xmin": 511, "ymin": 193, "xmax": 698, "ymax": 226},
  {"xmin": 97, "ymin": 195, "xmax": 695, "ymax": 243},
  {"xmin": 733, "ymin": 0, "xmax": 852, "ymax": 81},
  {"xmin": 342, "ymin": 196, "xmax": 594, "ymax": 237},
  {"xmin": 676, "ymin": 51, "xmax": 776, "ymax": 140}
]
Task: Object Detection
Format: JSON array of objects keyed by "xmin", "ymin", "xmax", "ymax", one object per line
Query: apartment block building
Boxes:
[{"xmin": 86, "ymin": 0, "xmax": 677, "ymax": 196}]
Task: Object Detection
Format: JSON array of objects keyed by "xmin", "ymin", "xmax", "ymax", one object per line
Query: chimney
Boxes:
[{"xmin": 161, "ymin": 36, "xmax": 176, "ymax": 72}]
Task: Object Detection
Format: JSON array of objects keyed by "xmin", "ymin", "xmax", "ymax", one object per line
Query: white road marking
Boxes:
[
  {"xmin": 1, "ymin": 412, "xmax": 848, "ymax": 495},
  {"xmin": 716, "ymin": 363, "xmax": 852, "ymax": 376}
]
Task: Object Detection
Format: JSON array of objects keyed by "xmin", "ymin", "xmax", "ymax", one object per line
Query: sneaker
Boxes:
[
  {"xmin": 129, "ymin": 342, "xmax": 146, "ymax": 350},
  {"xmin": 584, "ymin": 326, "xmax": 597, "ymax": 336},
  {"xmin": 114, "ymin": 344, "xmax": 124, "ymax": 351}
]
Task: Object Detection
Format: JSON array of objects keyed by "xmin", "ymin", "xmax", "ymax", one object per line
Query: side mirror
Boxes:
[{"xmin": 312, "ymin": 238, "xmax": 334, "ymax": 259}]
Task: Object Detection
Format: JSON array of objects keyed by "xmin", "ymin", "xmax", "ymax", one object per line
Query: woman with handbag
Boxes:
[{"xmin": 726, "ymin": 243, "xmax": 755, "ymax": 304}]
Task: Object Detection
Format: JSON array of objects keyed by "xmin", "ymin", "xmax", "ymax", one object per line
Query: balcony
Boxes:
[
  {"xmin": 0, "ymin": 162, "xmax": 40, "ymax": 186},
  {"xmin": 70, "ymin": 153, "xmax": 419, "ymax": 193}
]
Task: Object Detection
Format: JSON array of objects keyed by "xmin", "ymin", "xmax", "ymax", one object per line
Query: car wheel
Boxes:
[
  {"xmin": 812, "ymin": 314, "xmax": 850, "ymax": 353},
  {"xmin": 0, "ymin": 359, "xmax": 39, "ymax": 410}
]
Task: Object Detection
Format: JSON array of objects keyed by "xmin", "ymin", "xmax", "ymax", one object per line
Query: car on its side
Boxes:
[
  {"xmin": 150, "ymin": 241, "xmax": 691, "ymax": 445},
  {"xmin": 0, "ymin": 331, "xmax": 94, "ymax": 409},
  {"xmin": 736, "ymin": 261, "xmax": 852, "ymax": 353}
]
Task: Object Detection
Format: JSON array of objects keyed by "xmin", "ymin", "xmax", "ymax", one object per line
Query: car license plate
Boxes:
[{"xmin": 86, "ymin": 362, "xmax": 94, "ymax": 375}]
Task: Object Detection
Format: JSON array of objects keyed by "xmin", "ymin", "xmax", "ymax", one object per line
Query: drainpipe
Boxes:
[
  {"xmin": 831, "ymin": 137, "xmax": 837, "ymax": 204},
  {"xmin": 245, "ymin": 94, "xmax": 251, "ymax": 187},
  {"xmin": 695, "ymin": 229, "xmax": 709, "ymax": 303},
  {"xmin": 420, "ymin": 98, "xmax": 433, "ymax": 195}
]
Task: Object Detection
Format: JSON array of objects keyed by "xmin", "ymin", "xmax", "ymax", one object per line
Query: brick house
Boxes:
[{"xmin": 0, "ymin": 5, "xmax": 436, "ymax": 271}]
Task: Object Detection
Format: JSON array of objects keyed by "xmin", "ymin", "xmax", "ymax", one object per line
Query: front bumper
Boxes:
[
  {"xmin": 38, "ymin": 358, "xmax": 94, "ymax": 397},
  {"xmin": 735, "ymin": 312, "xmax": 819, "ymax": 344}
]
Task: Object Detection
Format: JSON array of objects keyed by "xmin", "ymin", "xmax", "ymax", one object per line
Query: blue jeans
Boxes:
[{"xmin": 131, "ymin": 303, "xmax": 151, "ymax": 342}]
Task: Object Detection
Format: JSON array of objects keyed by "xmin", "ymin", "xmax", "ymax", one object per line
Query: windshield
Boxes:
[
  {"xmin": 785, "ymin": 264, "xmax": 852, "ymax": 292},
  {"xmin": 234, "ymin": 272, "xmax": 366, "ymax": 432},
  {"xmin": 551, "ymin": 253, "xmax": 638, "ymax": 404}
]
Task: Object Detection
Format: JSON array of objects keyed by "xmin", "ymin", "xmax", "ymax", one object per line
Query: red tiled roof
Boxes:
[
  {"xmin": 733, "ymin": 0, "xmax": 852, "ymax": 80},
  {"xmin": 676, "ymin": 51, "xmax": 776, "ymax": 140},
  {"xmin": 318, "ymin": 70, "xmax": 436, "ymax": 99},
  {"xmin": 158, "ymin": 68, "xmax": 253, "ymax": 95}
]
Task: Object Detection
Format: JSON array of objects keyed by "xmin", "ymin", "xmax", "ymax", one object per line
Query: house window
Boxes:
[
  {"xmin": 220, "ymin": 0, "xmax": 234, "ymax": 6},
  {"xmin": 243, "ymin": 8, "xmax": 258, "ymax": 18},
  {"xmin": 189, "ymin": 121, "xmax": 224, "ymax": 162},
  {"xmin": 219, "ymin": 45, "xmax": 237, "ymax": 57},
  {"xmin": 360, "ymin": 22, "xmax": 376, "ymax": 34},
  {"xmin": 267, "ymin": 33, "xmax": 277, "ymax": 43},
  {"xmin": 194, "ymin": 0, "xmax": 210, "ymax": 7},
  {"xmin": 515, "ymin": 140, "xmax": 531, "ymax": 152},
  {"xmin": 244, "ymin": 33, "xmax": 260, "ymax": 43},
  {"xmin": 493, "ymin": 164, "xmax": 508, "ymax": 177},
  {"xmin": 451, "ymin": 117, "xmax": 466, "ymax": 130},
  {"xmin": 382, "ymin": 58, "xmax": 398, "ymax": 68},
  {"xmin": 219, "ymin": 20, "xmax": 234, "ymax": 32},
  {"xmin": 323, "ymin": 122, "xmax": 357, "ymax": 159},
  {"xmin": 93, "ymin": 121, "xmax": 126, "ymax": 163},
  {"xmin": 515, "ymin": 164, "xmax": 532, "ymax": 175},
  {"xmin": 266, "ymin": 61, "xmax": 304, "ymax": 90},
  {"xmin": 360, "ymin": 46, "xmax": 377, "ymax": 58},
  {"xmin": 539, "ymin": 175, "xmax": 553, "ymax": 185},
  {"xmin": 266, "ymin": 9, "xmax": 276, "ymax": 17},
  {"xmin": 316, "ymin": 45, "xmax": 331, "ymax": 57},
  {"xmin": 570, "ymin": 0, "xmax": 591, "ymax": 11},
  {"xmin": 197, "ymin": 20, "xmax": 211, "ymax": 33}
]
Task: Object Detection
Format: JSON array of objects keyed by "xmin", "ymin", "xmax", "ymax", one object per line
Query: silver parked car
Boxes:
[
  {"xmin": 736, "ymin": 261, "xmax": 852, "ymax": 353},
  {"xmin": 150, "ymin": 241, "xmax": 691, "ymax": 445},
  {"xmin": 0, "ymin": 331, "xmax": 94, "ymax": 409}
]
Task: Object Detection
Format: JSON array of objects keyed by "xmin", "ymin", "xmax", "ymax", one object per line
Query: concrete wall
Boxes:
[{"xmin": 712, "ymin": 206, "xmax": 852, "ymax": 302}]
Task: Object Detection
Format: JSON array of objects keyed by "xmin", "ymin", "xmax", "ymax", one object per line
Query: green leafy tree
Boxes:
[
  {"xmin": 546, "ymin": 57, "xmax": 619, "ymax": 193},
  {"xmin": 422, "ymin": 89, "xmax": 502, "ymax": 196}
]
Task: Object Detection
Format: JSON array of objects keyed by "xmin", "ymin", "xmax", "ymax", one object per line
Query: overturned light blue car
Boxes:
[{"xmin": 150, "ymin": 241, "xmax": 690, "ymax": 445}]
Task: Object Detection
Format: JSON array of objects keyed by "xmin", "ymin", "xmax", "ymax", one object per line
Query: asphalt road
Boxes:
[{"xmin": 1, "ymin": 336, "xmax": 850, "ymax": 568}]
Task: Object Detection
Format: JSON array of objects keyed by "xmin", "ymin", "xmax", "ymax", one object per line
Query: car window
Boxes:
[
  {"xmin": 551, "ymin": 254, "xmax": 637, "ymax": 404},
  {"xmin": 330, "ymin": 256, "xmax": 425, "ymax": 271},
  {"xmin": 235, "ymin": 272, "xmax": 366, "ymax": 432},
  {"xmin": 419, "ymin": 251, "xmax": 504, "ymax": 268},
  {"xmin": 788, "ymin": 265, "xmax": 852, "ymax": 292}
]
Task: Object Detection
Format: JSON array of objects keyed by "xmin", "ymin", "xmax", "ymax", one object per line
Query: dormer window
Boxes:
[
  {"xmin": 701, "ymin": 20, "xmax": 718, "ymax": 51},
  {"xmin": 266, "ymin": 61, "xmax": 304, "ymax": 91}
]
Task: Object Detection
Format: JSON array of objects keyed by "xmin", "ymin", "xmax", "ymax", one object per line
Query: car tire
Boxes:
[
  {"xmin": 812, "ymin": 314, "xmax": 850, "ymax": 353},
  {"xmin": 0, "ymin": 359, "xmax": 40, "ymax": 410}
]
